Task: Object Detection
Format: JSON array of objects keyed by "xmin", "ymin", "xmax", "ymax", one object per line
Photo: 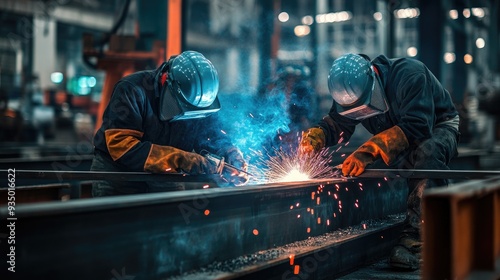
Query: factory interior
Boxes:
[{"xmin": 0, "ymin": 0, "xmax": 499, "ymax": 279}]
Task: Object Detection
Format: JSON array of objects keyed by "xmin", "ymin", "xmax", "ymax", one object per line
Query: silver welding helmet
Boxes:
[
  {"xmin": 328, "ymin": 53, "xmax": 388, "ymax": 120},
  {"xmin": 159, "ymin": 51, "xmax": 220, "ymax": 122}
]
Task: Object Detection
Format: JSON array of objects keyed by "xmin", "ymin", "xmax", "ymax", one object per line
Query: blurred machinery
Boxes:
[{"xmin": 82, "ymin": 0, "xmax": 183, "ymax": 132}]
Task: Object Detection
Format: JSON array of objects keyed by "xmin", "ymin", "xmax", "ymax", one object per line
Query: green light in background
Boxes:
[{"xmin": 51, "ymin": 72, "xmax": 63, "ymax": 84}]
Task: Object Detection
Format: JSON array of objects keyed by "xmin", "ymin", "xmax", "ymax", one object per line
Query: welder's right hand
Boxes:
[
  {"xmin": 299, "ymin": 127, "xmax": 326, "ymax": 156},
  {"xmin": 341, "ymin": 151, "xmax": 374, "ymax": 177},
  {"xmin": 144, "ymin": 144, "xmax": 218, "ymax": 175},
  {"xmin": 342, "ymin": 126, "xmax": 409, "ymax": 177}
]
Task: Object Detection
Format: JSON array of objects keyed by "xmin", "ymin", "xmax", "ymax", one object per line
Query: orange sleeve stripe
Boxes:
[{"xmin": 105, "ymin": 129, "xmax": 144, "ymax": 161}]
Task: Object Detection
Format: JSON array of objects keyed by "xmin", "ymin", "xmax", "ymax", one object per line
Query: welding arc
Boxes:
[{"xmin": 353, "ymin": 168, "xmax": 500, "ymax": 180}]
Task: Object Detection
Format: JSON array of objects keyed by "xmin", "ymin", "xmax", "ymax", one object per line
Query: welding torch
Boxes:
[{"xmin": 200, "ymin": 150, "xmax": 253, "ymax": 186}]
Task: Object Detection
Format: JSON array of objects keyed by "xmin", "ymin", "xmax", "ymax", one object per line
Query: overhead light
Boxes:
[
  {"xmin": 471, "ymin": 8, "xmax": 485, "ymax": 18},
  {"xmin": 294, "ymin": 25, "xmax": 311, "ymax": 37},
  {"xmin": 464, "ymin": 54, "xmax": 473, "ymax": 64},
  {"xmin": 316, "ymin": 11, "xmax": 352, "ymax": 23},
  {"xmin": 394, "ymin": 8, "xmax": 420, "ymax": 19},
  {"xmin": 302, "ymin": 15, "xmax": 314, "ymax": 25},
  {"xmin": 407, "ymin": 47, "xmax": 418, "ymax": 57},
  {"xmin": 449, "ymin": 9, "xmax": 458, "ymax": 19},
  {"xmin": 278, "ymin": 12, "xmax": 289, "ymax": 22},
  {"xmin": 463, "ymin": 9, "xmax": 471, "ymax": 18},
  {"xmin": 476, "ymin": 38, "xmax": 485, "ymax": 49},
  {"xmin": 444, "ymin": 52, "xmax": 455, "ymax": 64}
]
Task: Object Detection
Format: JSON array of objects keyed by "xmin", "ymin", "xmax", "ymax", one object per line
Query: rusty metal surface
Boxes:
[
  {"xmin": 422, "ymin": 176, "xmax": 500, "ymax": 280},
  {"xmin": 357, "ymin": 168, "xmax": 500, "ymax": 180},
  {"xmin": 0, "ymin": 169, "xmax": 228, "ymax": 191},
  {"xmin": 0, "ymin": 177, "xmax": 407, "ymax": 279},
  {"xmin": 2, "ymin": 169, "xmax": 212, "ymax": 182},
  {"xmin": 199, "ymin": 220, "xmax": 405, "ymax": 280}
]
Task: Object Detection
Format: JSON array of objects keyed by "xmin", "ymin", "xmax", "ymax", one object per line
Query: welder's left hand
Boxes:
[
  {"xmin": 221, "ymin": 147, "xmax": 248, "ymax": 171},
  {"xmin": 218, "ymin": 146, "xmax": 249, "ymax": 185},
  {"xmin": 299, "ymin": 127, "xmax": 326, "ymax": 156},
  {"xmin": 342, "ymin": 126, "xmax": 409, "ymax": 176}
]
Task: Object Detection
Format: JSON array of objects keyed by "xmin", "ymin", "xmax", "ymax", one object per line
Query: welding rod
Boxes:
[{"xmin": 354, "ymin": 168, "xmax": 500, "ymax": 180}]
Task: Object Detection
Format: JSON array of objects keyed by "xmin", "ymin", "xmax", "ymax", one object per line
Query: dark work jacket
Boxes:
[
  {"xmin": 318, "ymin": 55, "xmax": 459, "ymax": 146},
  {"xmin": 93, "ymin": 65, "xmax": 232, "ymax": 172}
]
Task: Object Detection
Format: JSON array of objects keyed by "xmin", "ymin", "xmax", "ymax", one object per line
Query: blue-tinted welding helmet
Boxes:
[
  {"xmin": 328, "ymin": 53, "xmax": 388, "ymax": 120},
  {"xmin": 159, "ymin": 51, "xmax": 220, "ymax": 122}
]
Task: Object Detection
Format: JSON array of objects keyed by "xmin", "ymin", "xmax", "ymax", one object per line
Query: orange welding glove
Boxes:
[
  {"xmin": 299, "ymin": 127, "xmax": 326, "ymax": 156},
  {"xmin": 144, "ymin": 144, "xmax": 218, "ymax": 174},
  {"xmin": 342, "ymin": 126, "xmax": 409, "ymax": 176}
]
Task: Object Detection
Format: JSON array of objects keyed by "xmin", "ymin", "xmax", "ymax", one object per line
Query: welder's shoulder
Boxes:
[
  {"xmin": 113, "ymin": 69, "xmax": 153, "ymax": 87},
  {"xmin": 112, "ymin": 71, "xmax": 155, "ymax": 98}
]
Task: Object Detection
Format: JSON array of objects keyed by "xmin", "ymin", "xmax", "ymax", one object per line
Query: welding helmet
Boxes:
[
  {"xmin": 159, "ymin": 51, "xmax": 220, "ymax": 122},
  {"xmin": 328, "ymin": 53, "xmax": 388, "ymax": 120}
]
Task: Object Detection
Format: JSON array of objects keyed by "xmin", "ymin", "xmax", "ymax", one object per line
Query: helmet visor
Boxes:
[{"xmin": 335, "ymin": 67, "xmax": 388, "ymax": 120}]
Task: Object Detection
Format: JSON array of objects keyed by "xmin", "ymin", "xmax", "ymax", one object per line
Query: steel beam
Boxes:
[
  {"xmin": 6, "ymin": 168, "xmax": 500, "ymax": 183},
  {"xmin": 0, "ymin": 178, "xmax": 407, "ymax": 279},
  {"xmin": 357, "ymin": 168, "xmax": 500, "ymax": 180},
  {"xmin": 422, "ymin": 176, "xmax": 500, "ymax": 280},
  {"xmin": 3, "ymin": 169, "xmax": 211, "ymax": 182}
]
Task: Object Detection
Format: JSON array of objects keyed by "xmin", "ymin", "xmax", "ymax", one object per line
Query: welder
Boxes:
[
  {"xmin": 300, "ymin": 53, "xmax": 460, "ymax": 270},
  {"xmin": 91, "ymin": 51, "xmax": 248, "ymax": 196}
]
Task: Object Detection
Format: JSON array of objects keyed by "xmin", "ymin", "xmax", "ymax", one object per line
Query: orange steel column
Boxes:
[
  {"xmin": 166, "ymin": 0, "xmax": 182, "ymax": 60},
  {"xmin": 422, "ymin": 177, "xmax": 500, "ymax": 279}
]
